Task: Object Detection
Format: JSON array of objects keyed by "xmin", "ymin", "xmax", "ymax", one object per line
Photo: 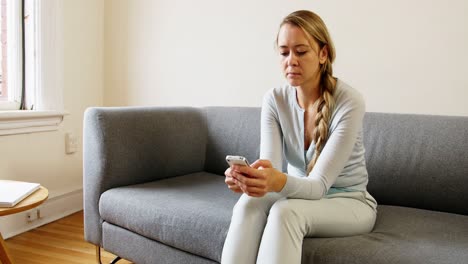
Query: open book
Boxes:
[{"xmin": 0, "ymin": 180, "xmax": 41, "ymax": 208}]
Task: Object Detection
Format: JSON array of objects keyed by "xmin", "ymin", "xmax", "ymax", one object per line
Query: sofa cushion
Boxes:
[
  {"xmin": 203, "ymin": 107, "xmax": 262, "ymax": 176},
  {"xmin": 363, "ymin": 113, "xmax": 468, "ymax": 215},
  {"xmin": 302, "ymin": 205, "xmax": 468, "ymax": 264},
  {"xmin": 100, "ymin": 173, "xmax": 468, "ymax": 264},
  {"xmin": 99, "ymin": 172, "xmax": 240, "ymax": 262}
]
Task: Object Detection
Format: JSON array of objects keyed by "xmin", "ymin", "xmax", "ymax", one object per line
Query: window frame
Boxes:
[{"xmin": 0, "ymin": 0, "xmax": 66, "ymax": 136}]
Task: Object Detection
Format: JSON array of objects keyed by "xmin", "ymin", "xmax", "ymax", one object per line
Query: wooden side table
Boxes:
[{"xmin": 0, "ymin": 186, "xmax": 48, "ymax": 264}]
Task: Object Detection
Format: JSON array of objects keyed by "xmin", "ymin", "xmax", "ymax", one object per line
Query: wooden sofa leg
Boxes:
[{"xmin": 96, "ymin": 245, "xmax": 103, "ymax": 264}]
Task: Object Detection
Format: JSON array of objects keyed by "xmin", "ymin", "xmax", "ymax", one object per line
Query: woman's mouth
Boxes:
[{"xmin": 287, "ymin": 72, "xmax": 301, "ymax": 77}]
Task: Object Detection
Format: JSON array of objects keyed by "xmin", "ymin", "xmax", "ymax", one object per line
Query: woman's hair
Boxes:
[{"xmin": 277, "ymin": 10, "xmax": 337, "ymax": 175}]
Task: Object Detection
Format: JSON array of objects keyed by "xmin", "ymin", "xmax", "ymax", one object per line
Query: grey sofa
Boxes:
[{"xmin": 83, "ymin": 106, "xmax": 468, "ymax": 264}]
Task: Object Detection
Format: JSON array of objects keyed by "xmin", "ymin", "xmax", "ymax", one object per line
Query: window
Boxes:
[
  {"xmin": 0, "ymin": 0, "xmax": 65, "ymax": 136},
  {"xmin": 0, "ymin": 0, "xmax": 22, "ymax": 110}
]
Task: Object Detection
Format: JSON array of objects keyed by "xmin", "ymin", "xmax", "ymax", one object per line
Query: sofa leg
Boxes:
[
  {"xmin": 110, "ymin": 256, "xmax": 122, "ymax": 264},
  {"xmin": 96, "ymin": 245, "xmax": 103, "ymax": 264}
]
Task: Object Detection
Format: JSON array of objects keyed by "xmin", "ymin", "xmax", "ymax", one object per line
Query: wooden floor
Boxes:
[{"xmin": 4, "ymin": 211, "xmax": 133, "ymax": 264}]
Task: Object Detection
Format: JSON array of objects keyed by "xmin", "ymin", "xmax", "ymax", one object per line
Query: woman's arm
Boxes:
[
  {"xmin": 259, "ymin": 91, "xmax": 283, "ymax": 171},
  {"xmin": 233, "ymin": 91, "xmax": 365, "ymax": 200},
  {"xmin": 279, "ymin": 93, "xmax": 366, "ymax": 199},
  {"xmin": 230, "ymin": 91, "xmax": 286, "ymax": 197}
]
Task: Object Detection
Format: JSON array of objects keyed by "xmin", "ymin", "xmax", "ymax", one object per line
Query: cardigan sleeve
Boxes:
[{"xmin": 259, "ymin": 90, "xmax": 283, "ymax": 172}]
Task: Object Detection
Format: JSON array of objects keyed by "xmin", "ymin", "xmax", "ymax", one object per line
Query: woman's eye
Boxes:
[
  {"xmin": 280, "ymin": 52, "xmax": 289, "ymax": 56},
  {"xmin": 297, "ymin": 51, "xmax": 307, "ymax": 56}
]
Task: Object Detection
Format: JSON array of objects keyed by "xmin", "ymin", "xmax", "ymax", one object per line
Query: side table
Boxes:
[{"xmin": 0, "ymin": 186, "xmax": 48, "ymax": 264}]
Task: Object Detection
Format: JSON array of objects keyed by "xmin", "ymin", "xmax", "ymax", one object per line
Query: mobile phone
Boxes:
[{"xmin": 226, "ymin": 155, "xmax": 250, "ymax": 167}]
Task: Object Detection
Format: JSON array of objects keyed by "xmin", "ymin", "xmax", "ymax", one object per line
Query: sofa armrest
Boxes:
[{"xmin": 83, "ymin": 106, "xmax": 207, "ymax": 245}]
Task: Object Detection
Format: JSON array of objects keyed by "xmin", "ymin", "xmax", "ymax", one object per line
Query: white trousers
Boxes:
[{"xmin": 221, "ymin": 191, "xmax": 377, "ymax": 264}]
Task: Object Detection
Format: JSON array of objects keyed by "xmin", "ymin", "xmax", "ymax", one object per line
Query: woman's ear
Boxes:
[{"xmin": 319, "ymin": 45, "xmax": 328, "ymax": 64}]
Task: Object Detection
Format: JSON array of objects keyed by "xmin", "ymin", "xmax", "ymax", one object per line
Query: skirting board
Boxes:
[{"xmin": 0, "ymin": 188, "xmax": 83, "ymax": 239}]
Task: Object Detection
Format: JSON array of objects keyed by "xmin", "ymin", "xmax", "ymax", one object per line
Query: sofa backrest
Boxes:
[
  {"xmin": 84, "ymin": 107, "xmax": 208, "ymax": 189},
  {"xmin": 204, "ymin": 107, "xmax": 262, "ymax": 175},
  {"xmin": 363, "ymin": 112, "xmax": 468, "ymax": 215},
  {"xmin": 204, "ymin": 107, "xmax": 468, "ymax": 216}
]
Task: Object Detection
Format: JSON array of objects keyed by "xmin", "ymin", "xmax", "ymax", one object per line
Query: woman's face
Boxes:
[{"xmin": 277, "ymin": 23, "xmax": 327, "ymax": 88}]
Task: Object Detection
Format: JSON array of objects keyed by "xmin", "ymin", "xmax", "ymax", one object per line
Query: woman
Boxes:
[{"xmin": 221, "ymin": 10, "xmax": 377, "ymax": 264}]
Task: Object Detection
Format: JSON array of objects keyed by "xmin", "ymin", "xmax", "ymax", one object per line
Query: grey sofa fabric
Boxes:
[
  {"xmin": 302, "ymin": 206, "xmax": 468, "ymax": 264},
  {"xmin": 100, "ymin": 172, "xmax": 240, "ymax": 261},
  {"xmin": 102, "ymin": 223, "xmax": 217, "ymax": 264},
  {"xmin": 363, "ymin": 113, "xmax": 468, "ymax": 215},
  {"xmin": 100, "ymin": 177, "xmax": 468, "ymax": 264},
  {"xmin": 84, "ymin": 107, "xmax": 207, "ymax": 245},
  {"xmin": 84, "ymin": 106, "xmax": 468, "ymax": 264},
  {"xmin": 204, "ymin": 107, "xmax": 262, "ymax": 175}
]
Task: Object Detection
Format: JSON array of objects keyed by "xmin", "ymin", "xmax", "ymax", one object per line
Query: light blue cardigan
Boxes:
[{"xmin": 260, "ymin": 79, "xmax": 370, "ymax": 200}]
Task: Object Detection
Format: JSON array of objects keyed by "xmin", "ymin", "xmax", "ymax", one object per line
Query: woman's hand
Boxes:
[
  {"xmin": 230, "ymin": 159, "xmax": 287, "ymax": 197},
  {"xmin": 224, "ymin": 167, "xmax": 243, "ymax": 193}
]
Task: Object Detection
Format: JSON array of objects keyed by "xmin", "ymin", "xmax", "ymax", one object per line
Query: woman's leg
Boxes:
[
  {"xmin": 256, "ymin": 192, "xmax": 376, "ymax": 264},
  {"xmin": 221, "ymin": 192, "xmax": 283, "ymax": 264}
]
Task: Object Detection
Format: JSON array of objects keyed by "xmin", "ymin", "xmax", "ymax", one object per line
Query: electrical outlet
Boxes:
[
  {"xmin": 27, "ymin": 209, "xmax": 41, "ymax": 223},
  {"xmin": 65, "ymin": 132, "xmax": 78, "ymax": 154}
]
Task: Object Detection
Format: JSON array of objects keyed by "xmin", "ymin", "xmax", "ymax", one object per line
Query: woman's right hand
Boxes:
[{"xmin": 224, "ymin": 167, "xmax": 243, "ymax": 193}]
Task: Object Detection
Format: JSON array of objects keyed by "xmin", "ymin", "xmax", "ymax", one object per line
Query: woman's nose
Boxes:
[{"xmin": 287, "ymin": 53, "xmax": 298, "ymax": 66}]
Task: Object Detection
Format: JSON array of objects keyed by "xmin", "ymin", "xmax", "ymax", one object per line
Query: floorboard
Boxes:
[{"xmin": 4, "ymin": 211, "xmax": 133, "ymax": 264}]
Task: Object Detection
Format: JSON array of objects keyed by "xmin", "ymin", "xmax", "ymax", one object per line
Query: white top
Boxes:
[{"xmin": 260, "ymin": 79, "xmax": 369, "ymax": 200}]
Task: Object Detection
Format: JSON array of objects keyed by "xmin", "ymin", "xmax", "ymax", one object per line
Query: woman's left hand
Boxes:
[{"xmin": 231, "ymin": 159, "xmax": 287, "ymax": 197}]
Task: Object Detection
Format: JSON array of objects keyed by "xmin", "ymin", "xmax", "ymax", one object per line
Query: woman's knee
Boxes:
[
  {"xmin": 232, "ymin": 194, "xmax": 274, "ymax": 219},
  {"xmin": 268, "ymin": 200, "xmax": 301, "ymax": 225},
  {"xmin": 266, "ymin": 200, "xmax": 307, "ymax": 240}
]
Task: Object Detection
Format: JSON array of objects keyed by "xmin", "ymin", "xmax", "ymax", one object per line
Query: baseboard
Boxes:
[{"xmin": 0, "ymin": 188, "xmax": 83, "ymax": 239}]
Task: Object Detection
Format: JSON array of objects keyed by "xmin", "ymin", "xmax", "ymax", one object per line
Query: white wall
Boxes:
[
  {"xmin": 104, "ymin": 0, "xmax": 468, "ymax": 116},
  {"xmin": 0, "ymin": 0, "xmax": 104, "ymax": 237}
]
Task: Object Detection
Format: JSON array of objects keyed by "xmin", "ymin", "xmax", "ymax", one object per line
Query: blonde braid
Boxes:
[{"xmin": 306, "ymin": 64, "xmax": 336, "ymax": 174}]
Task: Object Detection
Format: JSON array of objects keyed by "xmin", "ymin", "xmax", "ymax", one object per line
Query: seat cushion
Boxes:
[
  {"xmin": 302, "ymin": 205, "xmax": 468, "ymax": 264},
  {"xmin": 99, "ymin": 172, "xmax": 240, "ymax": 262},
  {"xmin": 100, "ymin": 174, "xmax": 468, "ymax": 264}
]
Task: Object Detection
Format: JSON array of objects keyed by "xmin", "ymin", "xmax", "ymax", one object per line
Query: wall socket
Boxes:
[
  {"xmin": 65, "ymin": 132, "xmax": 78, "ymax": 154},
  {"xmin": 26, "ymin": 209, "xmax": 41, "ymax": 223}
]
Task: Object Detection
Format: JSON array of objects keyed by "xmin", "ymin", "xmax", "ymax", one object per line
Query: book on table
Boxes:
[{"xmin": 0, "ymin": 180, "xmax": 41, "ymax": 208}]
